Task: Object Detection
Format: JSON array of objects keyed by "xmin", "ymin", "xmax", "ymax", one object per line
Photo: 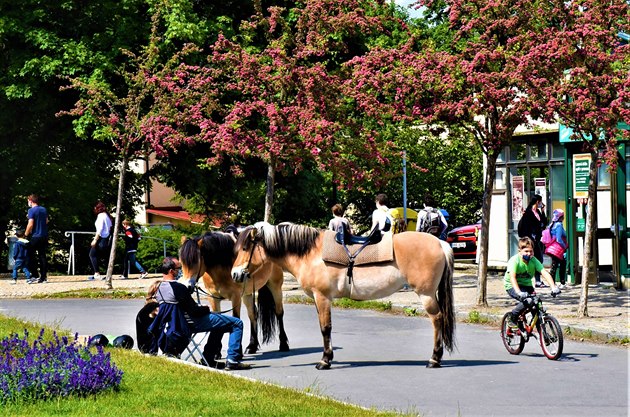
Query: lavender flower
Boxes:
[{"xmin": 0, "ymin": 330, "xmax": 123, "ymax": 404}]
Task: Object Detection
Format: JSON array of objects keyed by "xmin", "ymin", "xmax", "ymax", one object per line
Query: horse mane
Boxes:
[
  {"xmin": 259, "ymin": 222, "xmax": 321, "ymax": 258},
  {"xmin": 180, "ymin": 232, "xmax": 235, "ymax": 270},
  {"xmin": 199, "ymin": 231, "xmax": 235, "ymax": 268}
]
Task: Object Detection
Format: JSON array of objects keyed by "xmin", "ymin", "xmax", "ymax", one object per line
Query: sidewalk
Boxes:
[{"xmin": 1, "ymin": 267, "xmax": 628, "ymax": 343}]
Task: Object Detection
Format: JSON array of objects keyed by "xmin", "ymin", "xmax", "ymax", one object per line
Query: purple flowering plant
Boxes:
[{"xmin": 0, "ymin": 329, "xmax": 123, "ymax": 404}]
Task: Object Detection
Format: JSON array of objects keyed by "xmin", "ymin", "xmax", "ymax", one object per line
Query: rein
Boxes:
[{"xmin": 193, "ymin": 284, "xmax": 233, "ymax": 314}]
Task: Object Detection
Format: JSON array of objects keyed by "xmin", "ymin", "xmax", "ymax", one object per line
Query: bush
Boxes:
[{"xmin": 0, "ymin": 329, "xmax": 123, "ymax": 404}]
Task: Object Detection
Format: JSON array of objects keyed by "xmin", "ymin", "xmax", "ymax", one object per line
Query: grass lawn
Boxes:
[{"xmin": 0, "ymin": 314, "xmax": 409, "ymax": 417}]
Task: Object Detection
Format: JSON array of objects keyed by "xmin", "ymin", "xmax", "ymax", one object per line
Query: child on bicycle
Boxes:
[{"xmin": 504, "ymin": 237, "xmax": 561, "ymax": 326}]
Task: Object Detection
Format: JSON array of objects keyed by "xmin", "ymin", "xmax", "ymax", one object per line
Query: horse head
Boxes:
[
  {"xmin": 232, "ymin": 224, "xmax": 267, "ymax": 283},
  {"xmin": 179, "ymin": 235, "xmax": 206, "ymax": 287}
]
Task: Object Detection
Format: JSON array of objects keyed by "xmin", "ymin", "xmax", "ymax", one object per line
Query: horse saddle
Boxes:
[{"xmin": 322, "ymin": 226, "xmax": 394, "ymax": 267}]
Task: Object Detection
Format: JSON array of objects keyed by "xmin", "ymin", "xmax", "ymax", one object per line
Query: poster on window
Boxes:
[
  {"xmin": 512, "ymin": 175, "xmax": 524, "ymax": 221},
  {"xmin": 534, "ymin": 178, "xmax": 547, "ymax": 215}
]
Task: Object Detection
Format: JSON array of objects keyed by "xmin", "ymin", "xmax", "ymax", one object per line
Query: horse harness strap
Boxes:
[
  {"xmin": 336, "ymin": 226, "xmax": 383, "ymax": 285},
  {"xmin": 193, "ymin": 284, "xmax": 233, "ymax": 315}
]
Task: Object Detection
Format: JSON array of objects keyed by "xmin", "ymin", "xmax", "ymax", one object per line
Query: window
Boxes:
[{"xmin": 530, "ymin": 142, "xmax": 548, "ymax": 160}]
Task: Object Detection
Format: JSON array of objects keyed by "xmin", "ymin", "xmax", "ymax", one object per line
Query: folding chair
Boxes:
[
  {"xmin": 180, "ymin": 285, "xmax": 211, "ymax": 366},
  {"xmin": 181, "ymin": 331, "xmax": 211, "ymax": 366}
]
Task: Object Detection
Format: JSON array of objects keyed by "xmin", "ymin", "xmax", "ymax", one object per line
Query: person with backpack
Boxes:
[
  {"xmin": 120, "ymin": 219, "xmax": 148, "ymax": 280},
  {"xmin": 416, "ymin": 193, "xmax": 447, "ymax": 239},
  {"xmin": 517, "ymin": 194, "xmax": 547, "ymax": 287},
  {"xmin": 542, "ymin": 209, "xmax": 568, "ymax": 289},
  {"xmin": 371, "ymin": 193, "xmax": 393, "ymax": 234}
]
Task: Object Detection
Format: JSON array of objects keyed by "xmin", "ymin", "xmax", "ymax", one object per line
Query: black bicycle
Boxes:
[{"xmin": 500, "ymin": 294, "xmax": 563, "ymax": 360}]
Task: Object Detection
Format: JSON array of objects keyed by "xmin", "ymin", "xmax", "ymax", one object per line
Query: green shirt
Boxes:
[{"xmin": 503, "ymin": 255, "xmax": 544, "ymax": 290}]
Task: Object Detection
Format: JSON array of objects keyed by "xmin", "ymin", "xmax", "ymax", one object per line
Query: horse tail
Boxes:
[
  {"xmin": 257, "ymin": 284, "xmax": 278, "ymax": 344},
  {"xmin": 179, "ymin": 237, "xmax": 200, "ymax": 272},
  {"xmin": 438, "ymin": 240, "xmax": 456, "ymax": 352}
]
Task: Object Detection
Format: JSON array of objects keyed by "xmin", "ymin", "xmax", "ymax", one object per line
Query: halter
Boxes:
[{"xmin": 232, "ymin": 230, "xmax": 265, "ymax": 284}]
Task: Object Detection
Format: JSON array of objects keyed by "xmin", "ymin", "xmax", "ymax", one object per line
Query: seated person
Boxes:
[{"xmin": 151, "ymin": 257, "xmax": 251, "ymax": 370}]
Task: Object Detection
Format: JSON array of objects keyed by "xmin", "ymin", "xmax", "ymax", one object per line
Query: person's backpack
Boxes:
[
  {"xmin": 418, "ymin": 208, "xmax": 442, "ymax": 237},
  {"xmin": 541, "ymin": 225, "xmax": 554, "ymax": 247}
]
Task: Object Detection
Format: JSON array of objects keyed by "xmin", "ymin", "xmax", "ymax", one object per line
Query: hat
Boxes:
[{"xmin": 552, "ymin": 209, "xmax": 565, "ymax": 222}]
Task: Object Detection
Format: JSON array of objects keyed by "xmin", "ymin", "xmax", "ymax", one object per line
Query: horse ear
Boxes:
[
  {"xmin": 249, "ymin": 228, "xmax": 257, "ymax": 241},
  {"xmin": 180, "ymin": 235, "xmax": 188, "ymax": 245}
]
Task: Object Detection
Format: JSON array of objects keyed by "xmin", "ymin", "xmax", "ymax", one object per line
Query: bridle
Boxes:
[{"xmin": 232, "ymin": 230, "xmax": 265, "ymax": 284}]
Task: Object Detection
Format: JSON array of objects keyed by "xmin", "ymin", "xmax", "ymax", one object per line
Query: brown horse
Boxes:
[
  {"xmin": 179, "ymin": 231, "xmax": 289, "ymax": 354},
  {"xmin": 232, "ymin": 222, "xmax": 455, "ymax": 369}
]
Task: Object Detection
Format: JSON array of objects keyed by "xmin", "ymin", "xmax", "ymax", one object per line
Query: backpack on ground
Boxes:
[
  {"xmin": 541, "ymin": 226, "xmax": 554, "ymax": 246},
  {"xmin": 418, "ymin": 208, "xmax": 442, "ymax": 237}
]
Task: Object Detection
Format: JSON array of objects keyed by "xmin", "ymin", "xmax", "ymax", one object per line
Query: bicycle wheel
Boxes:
[
  {"xmin": 501, "ymin": 313, "xmax": 525, "ymax": 355},
  {"xmin": 538, "ymin": 315, "xmax": 563, "ymax": 360}
]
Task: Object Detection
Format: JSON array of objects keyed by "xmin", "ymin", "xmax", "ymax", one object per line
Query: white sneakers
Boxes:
[{"xmin": 140, "ymin": 272, "xmax": 149, "ymax": 279}]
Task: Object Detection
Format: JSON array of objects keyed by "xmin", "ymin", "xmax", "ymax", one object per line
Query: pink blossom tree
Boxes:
[
  {"xmin": 60, "ymin": 13, "xmax": 203, "ymax": 286},
  {"xmin": 347, "ymin": 0, "xmax": 556, "ymax": 305},
  {"xmin": 196, "ymin": 0, "xmax": 404, "ymax": 221},
  {"xmin": 520, "ymin": 0, "xmax": 629, "ymax": 316}
]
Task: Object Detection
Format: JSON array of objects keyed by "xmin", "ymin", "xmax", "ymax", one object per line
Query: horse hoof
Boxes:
[
  {"xmin": 279, "ymin": 343, "xmax": 290, "ymax": 352},
  {"xmin": 426, "ymin": 361, "xmax": 441, "ymax": 368},
  {"xmin": 315, "ymin": 361, "xmax": 331, "ymax": 370},
  {"xmin": 245, "ymin": 347, "xmax": 258, "ymax": 354}
]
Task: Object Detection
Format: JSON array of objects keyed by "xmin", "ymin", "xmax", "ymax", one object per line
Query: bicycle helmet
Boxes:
[
  {"xmin": 112, "ymin": 334, "xmax": 134, "ymax": 349},
  {"xmin": 88, "ymin": 334, "xmax": 110, "ymax": 347}
]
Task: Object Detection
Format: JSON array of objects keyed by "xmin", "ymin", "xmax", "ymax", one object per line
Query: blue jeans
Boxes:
[
  {"xmin": 12, "ymin": 259, "xmax": 32, "ymax": 280},
  {"xmin": 122, "ymin": 251, "xmax": 145, "ymax": 277},
  {"xmin": 190, "ymin": 313, "xmax": 244, "ymax": 363},
  {"xmin": 89, "ymin": 238, "xmax": 111, "ymax": 274}
]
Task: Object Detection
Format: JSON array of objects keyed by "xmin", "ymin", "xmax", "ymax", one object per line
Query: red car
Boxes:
[{"xmin": 446, "ymin": 221, "xmax": 481, "ymax": 260}]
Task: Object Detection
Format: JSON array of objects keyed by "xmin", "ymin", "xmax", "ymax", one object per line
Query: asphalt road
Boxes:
[{"xmin": 0, "ymin": 299, "xmax": 627, "ymax": 417}]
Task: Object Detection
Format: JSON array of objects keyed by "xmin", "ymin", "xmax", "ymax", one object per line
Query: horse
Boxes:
[
  {"xmin": 231, "ymin": 222, "xmax": 455, "ymax": 369},
  {"xmin": 179, "ymin": 231, "xmax": 289, "ymax": 354}
]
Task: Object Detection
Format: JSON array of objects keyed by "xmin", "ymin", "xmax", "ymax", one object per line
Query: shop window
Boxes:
[
  {"xmin": 530, "ymin": 142, "xmax": 548, "ymax": 161},
  {"xmin": 495, "ymin": 167, "xmax": 506, "ymax": 190},
  {"xmin": 551, "ymin": 143, "xmax": 565, "ymax": 160},
  {"xmin": 510, "ymin": 143, "xmax": 527, "ymax": 161},
  {"xmin": 598, "ymin": 163, "xmax": 611, "ymax": 188}
]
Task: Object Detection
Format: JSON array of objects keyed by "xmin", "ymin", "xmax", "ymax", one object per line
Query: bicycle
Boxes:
[{"xmin": 500, "ymin": 294, "xmax": 563, "ymax": 360}]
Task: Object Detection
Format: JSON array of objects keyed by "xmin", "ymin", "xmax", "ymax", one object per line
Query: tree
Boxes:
[
  {"xmin": 347, "ymin": 0, "xmax": 556, "ymax": 305},
  {"xmin": 520, "ymin": 0, "xmax": 629, "ymax": 316},
  {"xmin": 0, "ymin": 0, "xmax": 150, "ymax": 269},
  {"xmin": 185, "ymin": 0, "xmax": 408, "ymax": 222},
  {"xmin": 59, "ymin": 10, "xmax": 202, "ymax": 286}
]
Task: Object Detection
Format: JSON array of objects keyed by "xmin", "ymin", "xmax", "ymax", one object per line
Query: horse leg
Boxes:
[
  {"xmin": 423, "ymin": 296, "xmax": 444, "ymax": 368},
  {"xmin": 241, "ymin": 293, "xmax": 259, "ymax": 354},
  {"xmin": 267, "ymin": 276, "xmax": 289, "ymax": 352},
  {"xmin": 313, "ymin": 293, "xmax": 333, "ymax": 370}
]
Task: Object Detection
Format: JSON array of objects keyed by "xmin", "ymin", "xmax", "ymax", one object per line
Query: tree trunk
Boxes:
[
  {"xmin": 577, "ymin": 150, "xmax": 598, "ymax": 317},
  {"xmin": 476, "ymin": 151, "xmax": 499, "ymax": 307},
  {"xmin": 105, "ymin": 154, "xmax": 128, "ymax": 289},
  {"xmin": 264, "ymin": 157, "xmax": 276, "ymax": 223}
]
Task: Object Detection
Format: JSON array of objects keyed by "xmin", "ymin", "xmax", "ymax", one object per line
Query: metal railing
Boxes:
[{"xmin": 64, "ymin": 231, "xmax": 174, "ymax": 275}]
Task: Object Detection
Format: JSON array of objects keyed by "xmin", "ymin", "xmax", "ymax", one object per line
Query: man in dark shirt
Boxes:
[
  {"xmin": 25, "ymin": 194, "xmax": 48, "ymax": 283},
  {"xmin": 154, "ymin": 257, "xmax": 251, "ymax": 370}
]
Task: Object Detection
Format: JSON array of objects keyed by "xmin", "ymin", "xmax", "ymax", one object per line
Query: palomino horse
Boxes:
[
  {"xmin": 232, "ymin": 222, "xmax": 455, "ymax": 369},
  {"xmin": 179, "ymin": 231, "xmax": 289, "ymax": 354}
]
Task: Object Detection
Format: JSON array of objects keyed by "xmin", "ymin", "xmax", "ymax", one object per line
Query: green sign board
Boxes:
[
  {"xmin": 576, "ymin": 218, "xmax": 586, "ymax": 232},
  {"xmin": 573, "ymin": 154, "xmax": 591, "ymax": 198}
]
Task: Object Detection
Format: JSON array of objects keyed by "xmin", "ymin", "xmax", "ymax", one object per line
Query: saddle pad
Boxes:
[{"xmin": 322, "ymin": 230, "xmax": 394, "ymax": 266}]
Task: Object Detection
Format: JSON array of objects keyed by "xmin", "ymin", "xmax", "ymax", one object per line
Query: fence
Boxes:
[{"xmin": 64, "ymin": 231, "xmax": 175, "ymax": 275}]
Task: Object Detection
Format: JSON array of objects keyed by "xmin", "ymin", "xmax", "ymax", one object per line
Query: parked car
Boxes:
[{"xmin": 446, "ymin": 221, "xmax": 481, "ymax": 260}]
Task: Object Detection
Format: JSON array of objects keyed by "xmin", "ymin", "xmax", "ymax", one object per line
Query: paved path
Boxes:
[
  {"xmin": 0, "ymin": 299, "xmax": 627, "ymax": 417},
  {"xmin": 1, "ymin": 266, "xmax": 628, "ymax": 341}
]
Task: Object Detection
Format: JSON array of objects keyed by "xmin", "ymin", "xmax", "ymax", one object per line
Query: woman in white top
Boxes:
[{"xmin": 88, "ymin": 201, "xmax": 113, "ymax": 280}]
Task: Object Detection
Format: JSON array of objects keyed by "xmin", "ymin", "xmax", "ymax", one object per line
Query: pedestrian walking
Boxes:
[
  {"xmin": 25, "ymin": 194, "xmax": 49, "ymax": 283},
  {"xmin": 120, "ymin": 219, "xmax": 148, "ymax": 280},
  {"xmin": 11, "ymin": 229, "xmax": 33, "ymax": 284}
]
